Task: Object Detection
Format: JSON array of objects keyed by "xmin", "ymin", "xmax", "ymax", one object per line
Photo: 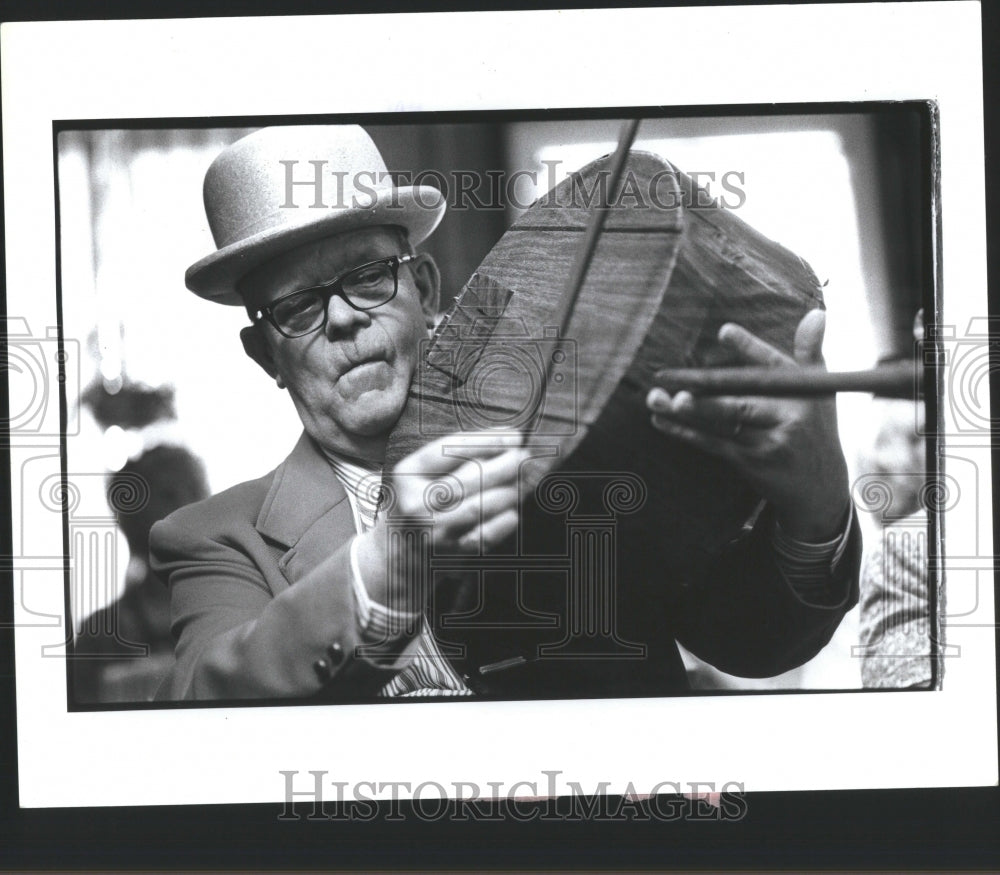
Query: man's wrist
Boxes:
[
  {"xmin": 350, "ymin": 536, "xmax": 421, "ymax": 646},
  {"xmin": 354, "ymin": 528, "xmax": 425, "ymax": 616},
  {"xmin": 354, "ymin": 529, "xmax": 387, "ymax": 603},
  {"xmin": 772, "ymin": 501, "xmax": 855, "ymax": 608}
]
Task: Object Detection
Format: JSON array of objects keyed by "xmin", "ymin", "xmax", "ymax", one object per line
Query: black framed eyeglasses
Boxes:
[{"xmin": 251, "ymin": 254, "xmax": 415, "ymax": 338}]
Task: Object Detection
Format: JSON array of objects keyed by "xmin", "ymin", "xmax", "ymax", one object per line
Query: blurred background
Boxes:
[{"xmin": 57, "ymin": 110, "xmax": 929, "ymax": 700}]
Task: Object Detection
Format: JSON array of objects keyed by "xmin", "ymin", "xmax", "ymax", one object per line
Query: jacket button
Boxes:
[
  {"xmin": 326, "ymin": 642, "xmax": 345, "ymax": 667},
  {"xmin": 312, "ymin": 658, "xmax": 331, "ymax": 683}
]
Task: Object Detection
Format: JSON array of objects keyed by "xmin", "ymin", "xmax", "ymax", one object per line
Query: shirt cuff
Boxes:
[
  {"xmin": 771, "ymin": 502, "xmax": 855, "ymax": 607},
  {"xmin": 349, "ymin": 535, "xmax": 422, "ymax": 655}
]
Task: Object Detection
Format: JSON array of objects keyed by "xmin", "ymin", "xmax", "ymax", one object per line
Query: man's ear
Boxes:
[
  {"xmin": 409, "ymin": 254, "xmax": 442, "ymax": 328},
  {"xmin": 240, "ymin": 325, "xmax": 285, "ymax": 389}
]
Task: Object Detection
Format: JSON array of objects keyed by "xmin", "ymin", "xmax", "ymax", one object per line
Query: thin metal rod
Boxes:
[
  {"xmin": 528, "ymin": 119, "xmax": 641, "ymax": 444},
  {"xmin": 548, "ymin": 118, "xmax": 642, "ymax": 341},
  {"xmin": 653, "ymin": 360, "xmax": 923, "ymax": 399}
]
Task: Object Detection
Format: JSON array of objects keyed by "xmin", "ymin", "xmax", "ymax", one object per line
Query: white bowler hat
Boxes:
[{"xmin": 185, "ymin": 125, "xmax": 446, "ymax": 305}]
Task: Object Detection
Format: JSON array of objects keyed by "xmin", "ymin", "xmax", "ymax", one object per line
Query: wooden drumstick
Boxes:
[{"xmin": 653, "ymin": 359, "xmax": 923, "ymax": 399}]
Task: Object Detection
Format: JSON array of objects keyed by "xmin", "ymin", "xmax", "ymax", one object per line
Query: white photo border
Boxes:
[{"xmin": 3, "ymin": 3, "xmax": 995, "ymax": 807}]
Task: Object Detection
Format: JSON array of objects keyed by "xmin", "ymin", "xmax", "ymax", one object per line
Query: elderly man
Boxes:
[{"xmin": 151, "ymin": 124, "xmax": 860, "ymax": 701}]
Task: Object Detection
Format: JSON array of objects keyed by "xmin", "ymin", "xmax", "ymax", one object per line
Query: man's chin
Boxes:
[{"xmin": 340, "ymin": 388, "xmax": 408, "ymax": 437}]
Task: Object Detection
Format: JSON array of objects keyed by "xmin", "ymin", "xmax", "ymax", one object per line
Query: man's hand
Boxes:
[
  {"xmin": 355, "ymin": 431, "xmax": 527, "ymax": 609},
  {"xmin": 646, "ymin": 309, "xmax": 851, "ymax": 543}
]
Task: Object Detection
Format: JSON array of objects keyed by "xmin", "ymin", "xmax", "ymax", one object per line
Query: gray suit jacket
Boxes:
[
  {"xmin": 151, "ymin": 431, "xmax": 861, "ymax": 701},
  {"xmin": 151, "ymin": 432, "xmax": 401, "ymax": 699}
]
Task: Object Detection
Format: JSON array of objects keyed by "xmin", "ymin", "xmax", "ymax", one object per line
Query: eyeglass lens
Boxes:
[{"xmin": 271, "ymin": 260, "xmax": 397, "ymax": 335}]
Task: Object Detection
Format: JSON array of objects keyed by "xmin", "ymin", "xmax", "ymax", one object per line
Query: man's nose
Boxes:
[{"xmin": 324, "ymin": 293, "xmax": 371, "ymax": 336}]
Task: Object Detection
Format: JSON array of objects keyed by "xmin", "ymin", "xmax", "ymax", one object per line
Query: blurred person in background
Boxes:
[
  {"xmin": 858, "ymin": 506, "xmax": 936, "ymax": 688},
  {"xmin": 72, "ymin": 384, "xmax": 210, "ymax": 703},
  {"xmin": 857, "ymin": 311, "xmax": 936, "ymax": 688}
]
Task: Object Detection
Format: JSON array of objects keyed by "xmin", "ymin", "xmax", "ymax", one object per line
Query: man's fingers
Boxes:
[
  {"xmin": 435, "ymin": 485, "xmax": 520, "ymax": 537},
  {"xmin": 793, "ymin": 309, "xmax": 827, "ymax": 367},
  {"xmin": 403, "ymin": 447, "xmax": 527, "ymax": 516},
  {"xmin": 391, "ymin": 436, "xmax": 527, "ymax": 520},
  {"xmin": 647, "ymin": 388, "xmax": 779, "ymax": 433},
  {"xmin": 395, "ymin": 430, "xmax": 523, "ymax": 477},
  {"xmin": 447, "ymin": 446, "xmax": 529, "ymax": 497},
  {"xmin": 458, "ymin": 508, "xmax": 520, "ymax": 552},
  {"xmin": 649, "ymin": 413, "xmax": 742, "ymax": 463},
  {"xmin": 718, "ymin": 310, "xmax": 826, "ymax": 368},
  {"xmin": 717, "ymin": 323, "xmax": 791, "ymax": 367}
]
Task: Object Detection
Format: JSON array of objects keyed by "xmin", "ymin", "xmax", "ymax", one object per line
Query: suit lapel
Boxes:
[{"xmin": 255, "ymin": 431, "xmax": 357, "ymax": 591}]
